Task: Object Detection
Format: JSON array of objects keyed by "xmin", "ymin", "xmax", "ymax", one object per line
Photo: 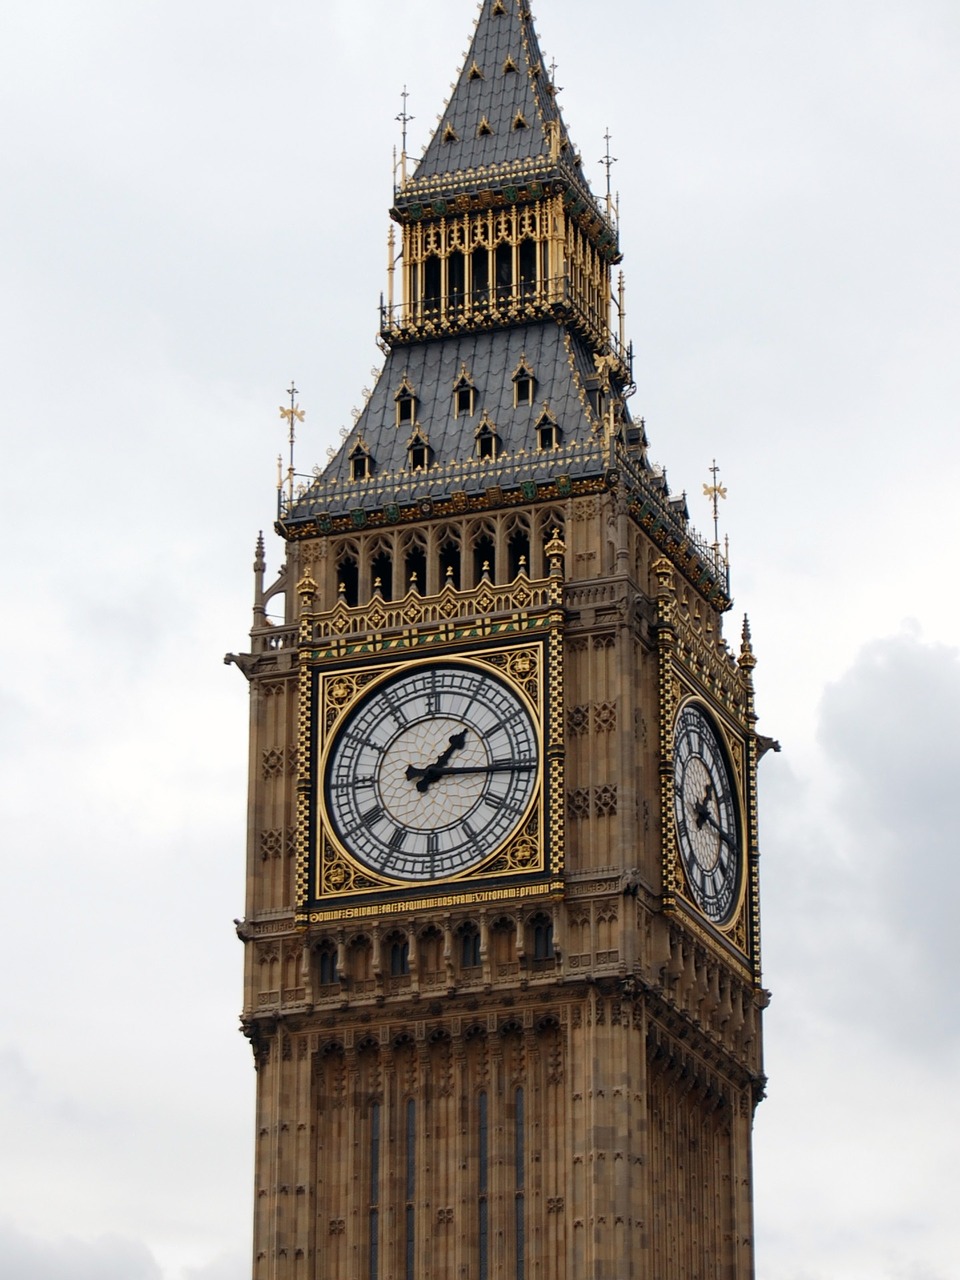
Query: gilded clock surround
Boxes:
[
  {"xmin": 233, "ymin": 4, "xmax": 768, "ymax": 1277},
  {"xmin": 307, "ymin": 639, "xmax": 557, "ymax": 907}
]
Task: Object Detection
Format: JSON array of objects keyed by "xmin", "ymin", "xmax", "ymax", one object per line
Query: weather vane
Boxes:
[
  {"xmin": 703, "ymin": 458, "xmax": 727, "ymax": 569},
  {"xmin": 279, "ymin": 381, "xmax": 305, "ymax": 504}
]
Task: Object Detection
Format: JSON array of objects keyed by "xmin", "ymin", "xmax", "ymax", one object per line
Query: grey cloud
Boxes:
[{"xmin": 0, "ymin": 1219, "xmax": 162, "ymax": 1280}]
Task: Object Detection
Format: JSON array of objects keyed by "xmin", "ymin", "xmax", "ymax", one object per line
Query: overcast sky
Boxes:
[{"xmin": 1, "ymin": 2, "xmax": 958, "ymax": 1277}]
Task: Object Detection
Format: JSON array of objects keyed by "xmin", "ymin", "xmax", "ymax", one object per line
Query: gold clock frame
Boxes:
[{"xmin": 295, "ymin": 629, "xmax": 564, "ymax": 924}]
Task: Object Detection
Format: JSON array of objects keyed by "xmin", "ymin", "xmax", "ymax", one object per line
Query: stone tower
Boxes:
[{"xmin": 230, "ymin": 3, "xmax": 768, "ymax": 1276}]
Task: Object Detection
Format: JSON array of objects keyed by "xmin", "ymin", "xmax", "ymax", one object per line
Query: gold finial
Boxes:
[
  {"xmin": 600, "ymin": 127, "xmax": 618, "ymax": 221},
  {"xmin": 703, "ymin": 459, "xmax": 728, "ymax": 571},
  {"xmin": 396, "ymin": 85, "xmax": 414, "ymax": 187},
  {"xmin": 739, "ymin": 615, "xmax": 757, "ymax": 672},
  {"xmin": 544, "ymin": 528, "xmax": 565, "ymax": 575},
  {"xmin": 279, "ymin": 382, "xmax": 305, "ymax": 505}
]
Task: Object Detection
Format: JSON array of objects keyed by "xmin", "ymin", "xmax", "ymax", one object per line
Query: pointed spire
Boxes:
[{"xmin": 406, "ymin": 0, "xmax": 599, "ymax": 220}]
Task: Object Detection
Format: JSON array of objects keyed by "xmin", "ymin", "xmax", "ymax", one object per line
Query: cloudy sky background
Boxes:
[{"xmin": 1, "ymin": 1, "xmax": 958, "ymax": 1276}]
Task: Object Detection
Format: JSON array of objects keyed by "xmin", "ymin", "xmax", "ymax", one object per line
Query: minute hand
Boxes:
[
  {"xmin": 694, "ymin": 802, "xmax": 736, "ymax": 848},
  {"xmin": 424, "ymin": 762, "xmax": 536, "ymax": 776}
]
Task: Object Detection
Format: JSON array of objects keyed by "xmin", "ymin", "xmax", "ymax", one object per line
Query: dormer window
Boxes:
[
  {"xmin": 453, "ymin": 366, "xmax": 476, "ymax": 417},
  {"xmin": 503, "ymin": 55, "xmax": 518, "ymax": 74},
  {"xmin": 513, "ymin": 113, "xmax": 528, "ymax": 130},
  {"xmin": 395, "ymin": 375, "xmax": 416, "ymax": 428},
  {"xmin": 468, "ymin": 61, "xmax": 484, "ymax": 81},
  {"xmin": 477, "ymin": 116, "xmax": 493, "ymax": 138},
  {"xmin": 536, "ymin": 406, "xmax": 560, "ymax": 450},
  {"xmin": 349, "ymin": 437, "xmax": 374, "ymax": 480},
  {"xmin": 474, "ymin": 411, "xmax": 501, "ymax": 461},
  {"xmin": 406, "ymin": 423, "xmax": 433, "ymax": 471},
  {"xmin": 512, "ymin": 357, "xmax": 536, "ymax": 407}
]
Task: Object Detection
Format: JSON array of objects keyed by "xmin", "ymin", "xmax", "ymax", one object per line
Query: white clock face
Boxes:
[
  {"xmin": 673, "ymin": 703, "xmax": 742, "ymax": 924},
  {"xmin": 324, "ymin": 662, "xmax": 540, "ymax": 881}
]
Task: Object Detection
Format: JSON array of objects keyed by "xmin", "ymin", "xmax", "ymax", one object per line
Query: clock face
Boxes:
[
  {"xmin": 323, "ymin": 661, "xmax": 540, "ymax": 882},
  {"xmin": 673, "ymin": 703, "xmax": 742, "ymax": 924}
]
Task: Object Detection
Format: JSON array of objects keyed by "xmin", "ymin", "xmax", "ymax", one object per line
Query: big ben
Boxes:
[{"xmin": 230, "ymin": 2, "xmax": 769, "ymax": 1277}]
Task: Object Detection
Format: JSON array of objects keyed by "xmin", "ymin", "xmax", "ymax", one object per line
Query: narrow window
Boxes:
[
  {"xmin": 404, "ymin": 544, "xmax": 427, "ymax": 594},
  {"xmin": 350, "ymin": 443, "xmax": 373, "ymax": 481},
  {"xmin": 536, "ymin": 407, "xmax": 560, "ymax": 450},
  {"xmin": 371, "ymin": 549, "xmax": 393, "ymax": 600},
  {"xmin": 338, "ymin": 557, "xmax": 358, "ymax": 607},
  {"xmin": 513, "ymin": 359, "xmax": 536, "ymax": 407},
  {"xmin": 396, "ymin": 393, "xmax": 415, "ymax": 428},
  {"xmin": 391, "ymin": 940, "xmax": 410, "ymax": 976},
  {"xmin": 515, "ymin": 1087, "xmax": 525, "ymax": 1280},
  {"xmin": 439, "ymin": 539, "xmax": 461, "ymax": 589},
  {"xmin": 461, "ymin": 927, "xmax": 481, "ymax": 968},
  {"xmin": 405, "ymin": 1099, "xmax": 416, "ymax": 1280},
  {"xmin": 518, "ymin": 239, "xmax": 537, "ymax": 297},
  {"xmin": 495, "ymin": 243, "xmax": 512, "ymax": 299},
  {"xmin": 449, "ymin": 250, "xmax": 466, "ymax": 308},
  {"xmin": 369, "ymin": 1101, "xmax": 381, "ymax": 1280},
  {"xmin": 508, "ymin": 529, "xmax": 530, "ymax": 579},
  {"xmin": 478, "ymin": 1091, "xmax": 489, "ymax": 1280},
  {"xmin": 424, "ymin": 256, "xmax": 441, "ymax": 310},
  {"xmin": 475, "ymin": 416, "xmax": 500, "ymax": 461},
  {"xmin": 472, "ymin": 246, "xmax": 490, "ymax": 303},
  {"xmin": 473, "ymin": 533, "xmax": 495, "ymax": 583},
  {"xmin": 318, "ymin": 947, "xmax": 338, "ymax": 985},
  {"xmin": 533, "ymin": 915, "xmax": 554, "ymax": 960}
]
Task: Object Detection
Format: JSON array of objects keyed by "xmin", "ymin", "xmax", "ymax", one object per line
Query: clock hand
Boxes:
[
  {"xmin": 418, "ymin": 762, "xmax": 536, "ymax": 777},
  {"xmin": 694, "ymin": 802, "xmax": 736, "ymax": 848},
  {"xmin": 405, "ymin": 730, "xmax": 468, "ymax": 792}
]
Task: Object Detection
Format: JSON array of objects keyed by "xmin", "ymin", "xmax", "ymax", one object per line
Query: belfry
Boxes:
[{"xmin": 231, "ymin": 2, "xmax": 769, "ymax": 1276}]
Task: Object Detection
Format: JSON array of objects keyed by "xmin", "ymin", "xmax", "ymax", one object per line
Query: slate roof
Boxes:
[
  {"xmin": 287, "ymin": 322, "xmax": 616, "ymax": 522},
  {"xmin": 413, "ymin": 0, "xmax": 580, "ymax": 183}
]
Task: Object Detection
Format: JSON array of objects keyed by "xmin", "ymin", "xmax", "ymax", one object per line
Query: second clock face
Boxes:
[
  {"xmin": 324, "ymin": 662, "xmax": 540, "ymax": 881},
  {"xmin": 673, "ymin": 702, "xmax": 742, "ymax": 925}
]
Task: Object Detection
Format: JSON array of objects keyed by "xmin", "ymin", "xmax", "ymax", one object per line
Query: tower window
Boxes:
[
  {"xmin": 532, "ymin": 914, "xmax": 555, "ymax": 960},
  {"xmin": 474, "ymin": 414, "xmax": 501, "ymax": 461},
  {"xmin": 460, "ymin": 925, "xmax": 481, "ymax": 968},
  {"xmin": 468, "ymin": 61, "xmax": 485, "ymax": 81},
  {"xmin": 454, "ymin": 367, "xmax": 476, "ymax": 417},
  {"xmin": 349, "ymin": 439, "xmax": 374, "ymax": 480},
  {"xmin": 442, "ymin": 122, "xmax": 459, "ymax": 143},
  {"xmin": 406, "ymin": 425, "xmax": 433, "ymax": 471},
  {"xmin": 513, "ymin": 112, "xmax": 528, "ymax": 130},
  {"xmin": 536, "ymin": 407, "xmax": 560, "ymax": 450},
  {"xmin": 503, "ymin": 55, "xmax": 518, "ymax": 75},
  {"xmin": 513, "ymin": 357, "xmax": 536, "ymax": 406},
  {"xmin": 318, "ymin": 945, "xmax": 338, "ymax": 985},
  {"xmin": 477, "ymin": 116, "xmax": 493, "ymax": 137},
  {"xmin": 390, "ymin": 940, "xmax": 410, "ymax": 976},
  {"xmin": 395, "ymin": 376, "xmax": 417, "ymax": 427}
]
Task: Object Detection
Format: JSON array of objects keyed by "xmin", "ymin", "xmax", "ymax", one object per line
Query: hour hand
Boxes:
[{"xmin": 406, "ymin": 730, "xmax": 468, "ymax": 792}]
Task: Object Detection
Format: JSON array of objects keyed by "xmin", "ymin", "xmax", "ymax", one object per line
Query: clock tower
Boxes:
[{"xmin": 231, "ymin": 2, "xmax": 768, "ymax": 1277}]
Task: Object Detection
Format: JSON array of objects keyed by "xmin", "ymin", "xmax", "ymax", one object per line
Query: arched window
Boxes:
[
  {"xmin": 317, "ymin": 943, "xmax": 339, "ymax": 985},
  {"xmin": 532, "ymin": 912, "xmax": 554, "ymax": 960},
  {"xmin": 403, "ymin": 540, "xmax": 427, "ymax": 594},
  {"xmin": 459, "ymin": 924, "xmax": 481, "ymax": 969},
  {"xmin": 390, "ymin": 940, "xmax": 410, "ymax": 976}
]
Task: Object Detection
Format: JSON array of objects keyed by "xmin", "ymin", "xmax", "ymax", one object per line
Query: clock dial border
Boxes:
[
  {"xmin": 672, "ymin": 698, "xmax": 746, "ymax": 931},
  {"xmin": 299, "ymin": 637, "xmax": 559, "ymax": 916}
]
